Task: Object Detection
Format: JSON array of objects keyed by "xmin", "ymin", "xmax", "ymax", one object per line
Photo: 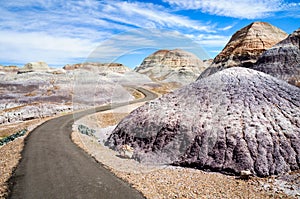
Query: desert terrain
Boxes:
[{"xmin": 1, "ymin": 21, "xmax": 300, "ymax": 199}]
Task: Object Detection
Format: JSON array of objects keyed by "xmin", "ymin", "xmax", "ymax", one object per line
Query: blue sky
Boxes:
[{"xmin": 0, "ymin": 0, "xmax": 299, "ymax": 68}]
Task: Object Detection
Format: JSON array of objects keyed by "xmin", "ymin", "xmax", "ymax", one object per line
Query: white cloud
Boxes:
[
  {"xmin": 219, "ymin": 25, "xmax": 234, "ymax": 31},
  {"xmin": 0, "ymin": 31, "xmax": 97, "ymax": 66},
  {"xmin": 186, "ymin": 34, "xmax": 231, "ymax": 47},
  {"xmin": 0, "ymin": 0, "xmax": 227, "ymax": 65},
  {"xmin": 0, "ymin": 0, "xmax": 216, "ymax": 33},
  {"xmin": 163, "ymin": 0, "xmax": 300, "ymax": 19},
  {"xmin": 96, "ymin": 1, "xmax": 215, "ymax": 32}
]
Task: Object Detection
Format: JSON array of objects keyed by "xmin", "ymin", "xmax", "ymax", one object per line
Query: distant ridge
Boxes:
[{"xmin": 63, "ymin": 62, "xmax": 131, "ymax": 74}]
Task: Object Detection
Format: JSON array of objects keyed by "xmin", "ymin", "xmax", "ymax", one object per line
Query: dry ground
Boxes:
[
  {"xmin": 0, "ymin": 119, "xmax": 41, "ymax": 138},
  {"xmin": 72, "ymin": 130, "xmax": 292, "ymax": 199},
  {"xmin": 144, "ymin": 82, "xmax": 182, "ymax": 95},
  {"xmin": 125, "ymin": 87, "xmax": 145, "ymax": 99},
  {"xmin": 0, "ymin": 118, "xmax": 49, "ymax": 198},
  {"xmin": 72, "ymin": 106, "xmax": 296, "ymax": 199}
]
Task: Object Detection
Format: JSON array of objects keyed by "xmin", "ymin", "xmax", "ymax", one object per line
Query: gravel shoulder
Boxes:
[
  {"xmin": 73, "ymin": 104, "xmax": 297, "ymax": 198},
  {"xmin": 0, "ymin": 118, "xmax": 51, "ymax": 198}
]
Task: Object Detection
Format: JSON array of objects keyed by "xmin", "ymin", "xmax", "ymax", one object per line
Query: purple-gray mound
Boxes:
[
  {"xmin": 251, "ymin": 28, "xmax": 300, "ymax": 87},
  {"xmin": 106, "ymin": 67, "xmax": 300, "ymax": 177}
]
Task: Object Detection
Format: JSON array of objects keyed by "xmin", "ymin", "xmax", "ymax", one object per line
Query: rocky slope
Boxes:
[
  {"xmin": 135, "ymin": 49, "xmax": 206, "ymax": 85},
  {"xmin": 251, "ymin": 28, "xmax": 300, "ymax": 87},
  {"xmin": 199, "ymin": 22, "xmax": 288, "ymax": 79},
  {"xmin": 106, "ymin": 67, "xmax": 300, "ymax": 177}
]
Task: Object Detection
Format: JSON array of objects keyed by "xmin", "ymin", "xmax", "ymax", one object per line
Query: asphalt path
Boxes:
[{"xmin": 8, "ymin": 87, "xmax": 158, "ymax": 199}]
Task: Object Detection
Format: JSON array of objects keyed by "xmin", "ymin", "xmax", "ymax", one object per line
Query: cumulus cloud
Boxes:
[{"xmin": 163, "ymin": 0, "xmax": 300, "ymax": 19}]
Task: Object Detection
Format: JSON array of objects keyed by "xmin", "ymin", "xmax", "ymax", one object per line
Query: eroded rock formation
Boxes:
[
  {"xmin": 106, "ymin": 67, "xmax": 300, "ymax": 177},
  {"xmin": 63, "ymin": 62, "xmax": 131, "ymax": 74},
  {"xmin": 199, "ymin": 22, "xmax": 288, "ymax": 79},
  {"xmin": 18, "ymin": 61, "xmax": 50, "ymax": 73},
  {"xmin": 251, "ymin": 28, "xmax": 300, "ymax": 87},
  {"xmin": 135, "ymin": 49, "xmax": 206, "ymax": 85},
  {"xmin": 0, "ymin": 65, "xmax": 19, "ymax": 73},
  {"xmin": 0, "ymin": 70, "xmax": 134, "ymax": 125}
]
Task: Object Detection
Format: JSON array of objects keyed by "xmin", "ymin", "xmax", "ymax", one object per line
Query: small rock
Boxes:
[
  {"xmin": 119, "ymin": 144, "xmax": 134, "ymax": 159},
  {"xmin": 240, "ymin": 170, "xmax": 252, "ymax": 180}
]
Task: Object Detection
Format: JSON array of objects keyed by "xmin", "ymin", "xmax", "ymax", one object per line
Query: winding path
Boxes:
[{"xmin": 8, "ymin": 87, "xmax": 158, "ymax": 199}]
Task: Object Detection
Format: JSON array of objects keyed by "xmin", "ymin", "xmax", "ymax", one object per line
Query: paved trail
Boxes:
[{"xmin": 8, "ymin": 88, "xmax": 158, "ymax": 199}]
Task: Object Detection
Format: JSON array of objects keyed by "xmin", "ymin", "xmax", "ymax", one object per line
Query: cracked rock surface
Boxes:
[{"xmin": 106, "ymin": 67, "xmax": 300, "ymax": 177}]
